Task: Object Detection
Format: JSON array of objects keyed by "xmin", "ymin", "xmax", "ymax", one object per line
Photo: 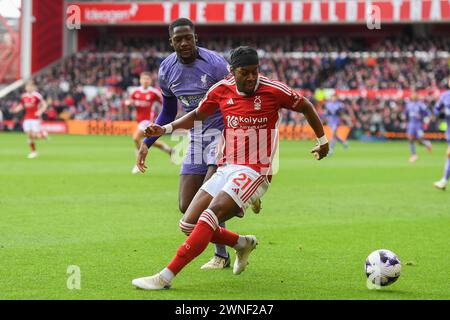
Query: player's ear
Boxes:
[
  {"xmin": 169, "ymin": 37, "xmax": 174, "ymax": 48},
  {"xmin": 194, "ymin": 34, "xmax": 198, "ymax": 43},
  {"xmin": 230, "ymin": 66, "xmax": 236, "ymax": 77}
]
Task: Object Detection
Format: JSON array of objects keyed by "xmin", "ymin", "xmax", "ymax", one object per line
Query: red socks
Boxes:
[
  {"xmin": 211, "ymin": 227, "xmax": 239, "ymax": 248},
  {"xmin": 167, "ymin": 210, "xmax": 240, "ymax": 275},
  {"xmin": 167, "ymin": 220, "xmax": 214, "ymax": 275},
  {"xmin": 168, "ymin": 210, "xmax": 218, "ymax": 275}
]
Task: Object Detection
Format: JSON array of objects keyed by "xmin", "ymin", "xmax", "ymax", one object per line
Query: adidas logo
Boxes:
[
  {"xmin": 227, "ymin": 98, "xmax": 234, "ymax": 105},
  {"xmin": 232, "ymin": 188, "xmax": 240, "ymax": 194}
]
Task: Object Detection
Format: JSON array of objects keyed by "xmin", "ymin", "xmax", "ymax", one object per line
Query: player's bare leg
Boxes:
[
  {"xmin": 329, "ymin": 128, "xmax": 337, "ymax": 155},
  {"xmin": 334, "ymin": 129, "xmax": 348, "ymax": 148},
  {"xmin": 134, "ymin": 129, "xmax": 173, "ymax": 156},
  {"xmin": 434, "ymin": 146, "xmax": 450, "ymax": 191},
  {"xmin": 329, "ymin": 138, "xmax": 336, "ymax": 156},
  {"xmin": 153, "ymin": 140, "xmax": 174, "ymax": 157},
  {"xmin": 417, "ymin": 137, "xmax": 432, "ymax": 153},
  {"xmin": 131, "ymin": 130, "xmax": 143, "ymax": 173},
  {"xmin": 132, "ymin": 192, "xmax": 257, "ymax": 290},
  {"xmin": 408, "ymin": 135, "xmax": 418, "ymax": 162},
  {"xmin": 203, "ymin": 165, "xmax": 217, "ymax": 186},
  {"xmin": 37, "ymin": 128, "xmax": 49, "ymax": 140},
  {"xmin": 179, "ymin": 174, "xmax": 206, "ymax": 214},
  {"xmin": 330, "ymin": 128, "xmax": 348, "ymax": 155},
  {"xmin": 27, "ymin": 132, "xmax": 38, "ymax": 158},
  {"xmin": 182, "ymin": 190, "xmax": 214, "ymax": 224}
]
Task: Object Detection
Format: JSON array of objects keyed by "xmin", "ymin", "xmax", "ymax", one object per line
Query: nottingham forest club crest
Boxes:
[{"xmin": 254, "ymin": 96, "xmax": 262, "ymax": 110}]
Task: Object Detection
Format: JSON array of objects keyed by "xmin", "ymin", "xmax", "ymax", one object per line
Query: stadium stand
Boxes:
[{"xmin": 1, "ymin": 35, "xmax": 449, "ymax": 139}]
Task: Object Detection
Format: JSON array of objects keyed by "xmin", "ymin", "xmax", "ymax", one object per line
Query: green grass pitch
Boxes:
[{"xmin": 1, "ymin": 132, "xmax": 449, "ymax": 300}]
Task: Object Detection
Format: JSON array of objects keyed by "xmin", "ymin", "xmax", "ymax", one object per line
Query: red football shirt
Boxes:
[
  {"xmin": 21, "ymin": 92, "xmax": 44, "ymax": 120},
  {"xmin": 198, "ymin": 75, "xmax": 303, "ymax": 176},
  {"xmin": 129, "ymin": 86, "xmax": 162, "ymax": 123}
]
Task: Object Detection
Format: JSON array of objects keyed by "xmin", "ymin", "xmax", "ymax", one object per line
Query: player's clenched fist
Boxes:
[
  {"xmin": 144, "ymin": 123, "xmax": 165, "ymax": 138},
  {"xmin": 311, "ymin": 143, "xmax": 329, "ymax": 160}
]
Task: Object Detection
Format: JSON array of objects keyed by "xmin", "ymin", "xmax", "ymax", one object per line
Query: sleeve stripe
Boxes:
[
  {"xmin": 271, "ymin": 79, "xmax": 292, "ymax": 93},
  {"xmin": 198, "ymin": 83, "xmax": 219, "ymax": 109},
  {"xmin": 260, "ymin": 78, "xmax": 291, "ymax": 94},
  {"xmin": 207, "ymin": 79, "xmax": 231, "ymax": 93},
  {"xmin": 260, "ymin": 79, "xmax": 292, "ymax": 96},
  {"xmin": 260, "ymin": 76, "xmax": 293, "ymax": 93},
  {"xmin": 262, "ymin": 77, "xmax": 292, "ymax": 93}
]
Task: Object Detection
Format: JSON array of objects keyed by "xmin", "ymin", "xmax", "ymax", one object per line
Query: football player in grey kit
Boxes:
[
  {"xmin": 136, "ymin": 18, "xmax": 261, "ymax": 269},
  {"xmin": 405, "ymin": 91, "xmax": 432, "ymax": 163},
  {"xmin": 433, "ymin": 78, "xmax": 450, "ymax": 190},
  {"xmin": 323, "ymin": 94, "xmax": 348, "ymax": 155}
]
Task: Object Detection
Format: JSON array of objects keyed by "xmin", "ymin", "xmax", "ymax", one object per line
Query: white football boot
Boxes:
[
  {"xmin": 27, "ymin": 151, "xmax": 38, "ymax": 159},
  {"xmin": 433, "ymin": 179, "xmax": 448, "ymax": 191},
  {"xmin": 200, "ymin": 255, "xmax": 231, "ymax": 270},
  {"xmin": 132, "ymin": 273, "xmax": 171, "ymax": 290},
  {"xmin": 233, "ymin": 235, "xmax": 258, "ymax": 275},
  {"xmin": 131, "ymin": 165, "xmax": 141, "ymax": 174},
  {"xmin": 251, "ymin": 198, "xmax": 262, "ymax": 214}
]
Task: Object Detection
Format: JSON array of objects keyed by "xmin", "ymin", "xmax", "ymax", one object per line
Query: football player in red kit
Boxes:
[
  {"xmin": 132, "ymin": 47, "xmax": 329, "ymax": 290},
  {"xmin": 11, "ymin": 80, "xmax": 48, "ymax": 158},
  {"xmin": 127, "ymin": 72, "xmax": 173, "ymax": 173}
]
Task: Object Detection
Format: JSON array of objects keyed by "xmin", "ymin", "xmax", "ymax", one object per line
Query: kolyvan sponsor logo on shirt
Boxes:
[{"xmin": 226, "ymin": 115, "xmax": 268, "ymax": 128}]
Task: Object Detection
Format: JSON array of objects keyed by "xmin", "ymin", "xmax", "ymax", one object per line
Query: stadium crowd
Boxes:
[{"xmin": 1, "ymin": 35, "xmax": 449, "ymax": 138}]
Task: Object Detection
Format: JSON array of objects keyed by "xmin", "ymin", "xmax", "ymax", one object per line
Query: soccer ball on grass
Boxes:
[{"xmin": 365, "ymin": 249, "xmax": 401, "ymax": 288}]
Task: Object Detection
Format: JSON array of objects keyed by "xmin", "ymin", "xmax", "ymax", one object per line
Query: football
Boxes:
[{"xmin": 365, "ymin": 249, "xmax": 401, "ymax": 287}]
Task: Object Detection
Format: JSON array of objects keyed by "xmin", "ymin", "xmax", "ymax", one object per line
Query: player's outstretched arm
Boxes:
[
  {"xmin": 143, "ymin": 95, "xmax": 178, "ymax": 148},
  {"xmin": 137, "ymin": 95, "xmax": 179, "ymax": 173},
  {"xmin": 294, "ymin": 97, "xmax": 329, "ymax": 160},
  {"xmin": 144, "ymin": 108, "xmax": 208, "ymax": 138},
  {"xmin": 138, "ymin": 107, "xmax": 209, "ymax": 173}
]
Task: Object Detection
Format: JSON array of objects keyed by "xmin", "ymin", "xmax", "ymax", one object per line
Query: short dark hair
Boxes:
[
  {"xmin": 169, "ymin": 18, "xmax": 195, "ymax": 36},
  {"xmin": 230, "ymin": 46, "xmax": 259, "ymax": 69}
]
